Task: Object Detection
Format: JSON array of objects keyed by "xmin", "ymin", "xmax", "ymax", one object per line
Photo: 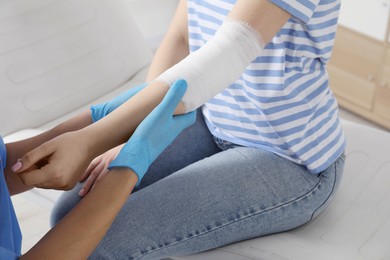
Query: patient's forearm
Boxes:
[
  {"xmin": 81, "ymin": 82, "xmax": 185, "ymax": 158},
  {"xmin": 146, "ymin": 0, "xmax": 188, "ymax": 81},
  {"xmin": 22, "ymin": 168, "xmax": 138, "ymax": 260}
]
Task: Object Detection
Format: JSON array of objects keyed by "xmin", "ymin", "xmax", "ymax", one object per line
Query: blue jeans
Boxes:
[{"xmin": 51, "ymin": 110, "xmax": 345, "ymax": 260}]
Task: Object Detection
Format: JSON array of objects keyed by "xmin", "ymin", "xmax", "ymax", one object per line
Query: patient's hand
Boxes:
[
  {"xmin": 12, "ymin": 131, "xmax": 96, "ymax": 190},
  {"xmin": 78, "ymin": 144, "xmax": 124, "ymax": 197}
]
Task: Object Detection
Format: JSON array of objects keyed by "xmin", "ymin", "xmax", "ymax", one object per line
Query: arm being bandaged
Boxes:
[{"xmin": 156, "ymin": 20, "xmax": 265, "ymax": 112}]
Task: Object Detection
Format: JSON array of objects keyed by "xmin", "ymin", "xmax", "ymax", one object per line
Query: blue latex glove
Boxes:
[
  {"xmin": 90, "ymin": 83, "xmax": 147, "ymax": 122},
  {"xmin": 108, "ymin": 79, "xmax": 196, "ymax": 186}
]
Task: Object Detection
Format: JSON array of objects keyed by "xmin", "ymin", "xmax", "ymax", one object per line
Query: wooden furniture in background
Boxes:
[{"xmin": 328, "ymin": 0, "xmax": 390, "ymax": 129}]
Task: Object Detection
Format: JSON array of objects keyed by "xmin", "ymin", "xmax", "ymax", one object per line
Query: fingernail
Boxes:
[
  {"xmin": 12, "ymin": 161, "xmax": 22, "ymax": 172},
  {"xmin": 79, "ymin": 189, "xmax": 85, "ymax": 197}
]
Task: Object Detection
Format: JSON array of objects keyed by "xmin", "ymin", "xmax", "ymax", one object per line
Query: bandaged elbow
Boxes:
[{"xmin": 155, "ymin": 19, "xmax": 265, "ymax": 112}]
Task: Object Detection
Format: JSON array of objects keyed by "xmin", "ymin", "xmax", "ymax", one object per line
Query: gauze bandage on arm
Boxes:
[{"xmin": 156, "ymin": 20, "xmax": 265, "ymax": 112}]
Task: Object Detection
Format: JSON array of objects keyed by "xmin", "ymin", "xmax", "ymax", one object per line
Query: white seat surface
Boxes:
[{"xmin": 175, "ymin": 120, "xmax": 390, "ymax": 260}]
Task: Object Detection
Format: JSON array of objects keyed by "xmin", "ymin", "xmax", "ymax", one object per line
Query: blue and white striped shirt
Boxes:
[{"xmin": 188, "ymin": 0, "xmax": 346, "ymax": 173}]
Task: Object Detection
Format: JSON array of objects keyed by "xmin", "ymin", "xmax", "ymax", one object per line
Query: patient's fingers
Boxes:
[
  {"xmin": 79, "ymin": 161, "xmax": 106, "ymax": 197},
  {"xmin": 81, "ymin": 167, "xmax": 110, "ymax": 197},
  {"xmin": 92, "ymin": 168, "xmax": 110, "ymax": 190},
  {"xmin": 80, "ymin": 157, "xmax": 103, "ymax": 182}
]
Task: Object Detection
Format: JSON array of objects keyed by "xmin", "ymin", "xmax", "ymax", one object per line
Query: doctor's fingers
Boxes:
[
  {"xmin": 12, "ymin": 144, "xmax": 54, "ymax": 173},
  {"xmin": 19, "ymin": 165, "xmax": 74, "ymax": 190}
]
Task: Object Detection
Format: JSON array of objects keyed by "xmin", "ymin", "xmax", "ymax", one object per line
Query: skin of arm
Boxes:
[
  {"xmin": 146, "ymin": 0, "xmax": 190, "ymax": 81},
  {"xmin": 229, "ymin": 0, "xmax": 291, "ymax": 44}
]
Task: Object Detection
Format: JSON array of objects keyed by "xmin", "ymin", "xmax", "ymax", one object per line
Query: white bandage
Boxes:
[{"xmin": 156, "ymin": 20, "xmax": 265, "ymax": 112}]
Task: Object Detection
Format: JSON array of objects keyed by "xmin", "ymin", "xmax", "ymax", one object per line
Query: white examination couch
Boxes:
[{"xmin": 1, "ymin": 1, "xmax": 389, "ymax": 259}]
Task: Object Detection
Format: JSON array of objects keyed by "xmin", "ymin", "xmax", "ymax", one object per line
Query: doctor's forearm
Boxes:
[{"xmin": 22, "ymin": 168, "xmax": 138, "ymax": 260}]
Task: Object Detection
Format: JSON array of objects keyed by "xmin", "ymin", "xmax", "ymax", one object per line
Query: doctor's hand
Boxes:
[
  {"xmin": 12, "ymin": 131, "xmax": 97, "ymax": 190},
  {"xmin": 109, "ymin": 79, "xmax": 196, "ymax": 186}
]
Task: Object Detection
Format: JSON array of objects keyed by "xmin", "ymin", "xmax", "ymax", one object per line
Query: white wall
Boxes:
[
  {"xmin": 338, "ymin": 0, "xmax": 390, "ymax": 41},
  {"xmin": 124, "ymin": 0, "xmax": 179, "ymax": 50}
]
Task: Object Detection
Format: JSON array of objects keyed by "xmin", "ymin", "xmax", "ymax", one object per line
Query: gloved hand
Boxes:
[
  {"xmin": 108, "ymin": 79, "xmax": 195, "ymax": 186},
  {"xmin": 90, "ymin": 83, "xmax": 147, "ymax": 122}
]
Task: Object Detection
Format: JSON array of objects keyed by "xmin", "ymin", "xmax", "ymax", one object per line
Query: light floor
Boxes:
[{"xmin": 11, "ymin": 108, "xmax": 389, "ymax": 254}]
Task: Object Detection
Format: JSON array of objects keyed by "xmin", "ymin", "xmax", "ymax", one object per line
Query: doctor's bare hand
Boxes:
[{"xmin": 12, "ymin": 131, "xmax": 95, "ymax": 190}]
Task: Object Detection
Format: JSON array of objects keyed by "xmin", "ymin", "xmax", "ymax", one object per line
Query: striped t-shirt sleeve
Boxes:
[
  {"xmin": 188, "ymin": 0, "xmax": 345, "ymax": 174},
  {"xmin": 269, "ymin": 0, "xmax": 320, "ymax": 23}
]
